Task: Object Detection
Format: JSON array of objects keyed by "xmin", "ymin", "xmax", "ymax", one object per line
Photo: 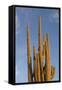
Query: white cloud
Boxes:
[
  {"xmin": 49, "ymin": 11, "xmax": 59, "ymax": 23},
  {"xmin": 16, "ymin": 15, "xmax": 21, "ymax": 34},
  {"xmin": 16, "ymin": 63, "xmax": 21, "ymax": 83},
  {"xmin": 16, "ymin": 64, "xmax": 20, "ymax": 76}
]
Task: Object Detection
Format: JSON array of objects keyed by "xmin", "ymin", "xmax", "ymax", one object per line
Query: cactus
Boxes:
[
  {"xmin": 44, "ymin": 33, "xmax": 51, "ymax": 81},
  {"xmin": 27, "ymin": 25, "xmax": 33, "ymax": 82},
  {"xmin": 33, "ymin": 46, "xmax": 38, "ymax": 82},
  {"xmin": 51, "ymin": 66, "xmax": 56, "ymax": 80},
  {"xmin": 38, "ymin": 16, "xmax": 44, "ymax": 82},
  {"xmin": 43, "ymin": 65, "xmax": 55, "ymax": 80},
  {"xmin": 27, "ymin": 17, "xmax": 56, "ymax": 82}
]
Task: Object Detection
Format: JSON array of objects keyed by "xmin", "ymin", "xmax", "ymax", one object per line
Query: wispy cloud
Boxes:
[
  {"xmin": 16, "ymin": 63, "xmax": 20, "ymax": 76},
  {"xmin": 16, "ymin": 14, "xmax": 21, "ymax": 34},
  {"xmin": 16, "ymin": 63, "xmax": 21, "ymax": 83},
  {"xmin": 49, "ymin": 11, "xmax": 59, "ymax": 23}
]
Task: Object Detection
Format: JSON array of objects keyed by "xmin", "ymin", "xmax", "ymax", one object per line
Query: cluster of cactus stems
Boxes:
[{"xmin": 27, "ymin": 16, "xmax": 55, "ymax": 82}]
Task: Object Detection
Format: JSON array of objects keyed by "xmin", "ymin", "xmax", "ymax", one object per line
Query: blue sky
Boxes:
[{"xmin": 15, "ymin": 7, "xmax": 59, "ymax": 83}]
